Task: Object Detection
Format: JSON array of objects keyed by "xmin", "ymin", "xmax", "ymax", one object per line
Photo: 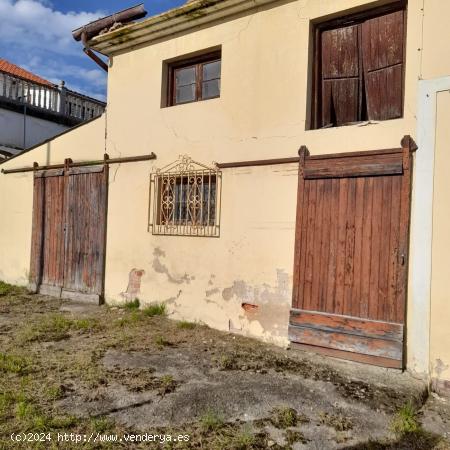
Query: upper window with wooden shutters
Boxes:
[{"xmin": 311, "ymin": 3, "xmax": 406, "ymax": 129}]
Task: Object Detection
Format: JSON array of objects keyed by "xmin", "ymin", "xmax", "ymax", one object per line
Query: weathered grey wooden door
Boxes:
[
  {"xmin": 290, "ymin": 137, "xmax": 414, "ymax": 368},
  {"xmin": 29, "ymin": 165, "xmax": 108, "ymax": 303}
]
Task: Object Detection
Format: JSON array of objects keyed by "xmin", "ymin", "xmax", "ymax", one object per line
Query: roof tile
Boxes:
[{"xmin": 0, "ymin": 59, "xmax": 55, "ymax": 87}]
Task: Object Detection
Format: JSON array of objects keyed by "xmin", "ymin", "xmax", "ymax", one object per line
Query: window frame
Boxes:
[
  {"xmin": 309, "ymin": 0, "xmax": 407, "ymax": 130},
  {"xmin": 149, "ymin": 156, "xmax": 222, "ymax": 238},
  {"xmin": 167, "ymin": 51, "xmax": 222, "ymax": 107}
]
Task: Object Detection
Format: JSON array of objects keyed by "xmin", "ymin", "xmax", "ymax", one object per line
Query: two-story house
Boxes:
[{"xmin": 1, "ymin": 0, "xmax": 449, "ymax": 397}]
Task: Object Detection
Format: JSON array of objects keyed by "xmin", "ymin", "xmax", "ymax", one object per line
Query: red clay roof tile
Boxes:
[{"xmin": 0, "ymin": 59, "xmax": 55, "ymax": 87}]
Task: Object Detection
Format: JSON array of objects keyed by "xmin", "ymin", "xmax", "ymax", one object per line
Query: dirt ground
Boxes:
[{"xmin": 0, "ymin": 283, "xmax": 449, "ymax": 449}]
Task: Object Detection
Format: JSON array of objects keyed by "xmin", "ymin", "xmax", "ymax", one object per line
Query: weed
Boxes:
[
  {"xmin": 319, "ymin": 412, "xmax": 353, "ymax": 431},
  {"xmin": 154, "ymin": 335, "xmax": 170, "ymax": 347},
  {"xmin": 158, "ymin": 375, "xmax": 177, "ymax": 395},
  {"xmin": 116, "ymin": 310, "xmax": 143, "ymax": 327},
  {"xmin": 0, "ymin": 281, "xmax": 23, "ymax": 296},
  {"xmin": 271, "ymin": 406, "xmax": 300, "ymax": 429},
  {"xmin": 177, "ymin": 320, "xmax": 196, "ymax": 330},
  {"xmin": 217, "ymin": 354, "xmax": 237, "ymax": 371},
  {"xmin": 123, "ymin": 298, "xmax": 140, "ymax": 310},
  {"xmin": 45, "ymin": 385, "xmax": 63, "ymax": 401},
  {"xmin": 72, "ymin": 318, "xmax": 101, "ymax": 332},
  {"xmin": 285, "ymin": 429, "xmax": 308, "ymax": 445},
  {"xmin": 391, "ymin": 403, "xmax": 420, "ymax": 435},
  {"xmin": 200, "ymin": 409, "xmax": 224, "ymax": 432},
  {"xmin": 0, "ymin": 353, "xmax": 29, "ymax": 374},
  {"xmin": 143, "ymin": 303, "xmax": 166, "ymax": 317},
  {"xmin": 232, "ymin": 426, "xmax": 257, "ymax": 449},
  {"xmin": 91, "ymin": 416, "xmax": 114, "ymax": 433}
]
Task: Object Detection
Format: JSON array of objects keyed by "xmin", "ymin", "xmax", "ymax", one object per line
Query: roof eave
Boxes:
[{"xmin": 88, "ymin": 0, "xmax": 281, "ymax": 56}]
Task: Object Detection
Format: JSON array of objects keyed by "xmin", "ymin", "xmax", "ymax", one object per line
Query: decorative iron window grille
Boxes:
[{"xmin": 149, "ymin": 156, "xmax": 221, "ymax": 237}]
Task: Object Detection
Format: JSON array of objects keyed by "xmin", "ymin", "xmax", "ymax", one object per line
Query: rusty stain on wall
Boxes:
[
  {"xmin": 152, "ymin": 248, "xmax": 194, "ymax": 284},
  {"xmin": 121, "ymin": 268, "xmax": 145, "ymax": 301}
]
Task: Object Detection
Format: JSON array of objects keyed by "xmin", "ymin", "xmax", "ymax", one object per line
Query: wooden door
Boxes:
[
  {"xmin": 290, "ymin": 137, "xmax": 414, "ymax": 368},
  {"xmin": 29, "ymin": 165, "xmax": 108, "ymax": 303}
]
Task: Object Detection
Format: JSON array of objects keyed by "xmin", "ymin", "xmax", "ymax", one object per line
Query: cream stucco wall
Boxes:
[
  {"xmin": 430, "ymin": 91, "xmax": 450, "ymax": 392},
  {"xmin": 1, "ymin": 0, "xmax": 450, "ymax": 364}
]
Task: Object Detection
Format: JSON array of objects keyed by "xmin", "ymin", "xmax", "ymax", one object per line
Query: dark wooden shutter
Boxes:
[
  {"xmin": 362, "ymin": 10, "xmax": 405, "ymax": 120},
  {"xmin": 321, "ymin": 25, "xmax": 361, "ymax": 127}
]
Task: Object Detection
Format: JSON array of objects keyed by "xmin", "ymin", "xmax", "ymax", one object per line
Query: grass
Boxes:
[
  {"xmin": 123, "ymin": 298, "xmax": 140, "ymax": 310},
  {"xmin": 0, "ymin": 353, "xmax": 29, "ymax": 374},
  {"xmin": 177, "ymin": 320, "xmax": 197, "ymax": 330},
  {"xmin": 20, "ymin": 314, "xmax": 100, "ymax": 342},
  {"xmin": 270, "ymin": 406, "xmax": 299, "ymax": 429},
  {"xmin": 391, "ymin": 403, "xmax": 420, "ymax": 435},
  {"xmin": 319, "ymin": 411, "xmax": 353, "ymax": 431},
  {"xmin": 154, "ymin": 335, "xmax": 170, "ymax": 347},
  {"xmin": 200, "ymin": 409, "xmax": 224, "ymax": 432},
  {"xmin": 0, "ymin": 281, "xmax": 24, "ymax": 296},
  {"xmin": 143, "ymin": 302, "xmax": 166, "ymax": 317}
]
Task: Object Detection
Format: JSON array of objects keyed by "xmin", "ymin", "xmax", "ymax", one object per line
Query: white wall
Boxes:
[{"xmin": 0, "ymin": 107, "xmax": 67, "ymax": 150}]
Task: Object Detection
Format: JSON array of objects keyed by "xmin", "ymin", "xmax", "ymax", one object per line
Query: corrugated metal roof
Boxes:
[{"xmin": 0, "ymin": 59, "xmax": 55, "ymax": 87}]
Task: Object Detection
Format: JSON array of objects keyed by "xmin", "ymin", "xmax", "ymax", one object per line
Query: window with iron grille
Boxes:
[{"xmin": 149, "ymin": 156, "xmax": 221, "ymax": 237}]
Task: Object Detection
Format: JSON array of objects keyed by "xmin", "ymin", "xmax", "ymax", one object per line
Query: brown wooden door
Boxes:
[
  {"xmin": 29, "ymin": 165, "xmax": 108, "ymax": 303},
  {"xmin": 290, "ymin": 138, "xmax": 414, "ymax": 368}
]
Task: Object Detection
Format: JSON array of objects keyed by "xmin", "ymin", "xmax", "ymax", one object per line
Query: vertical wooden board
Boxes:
[
  {"xmin": 292, "ymin": 153, "xmax": 307, "ymax": 309},
  {"xmin": 377, "ymin": 176, "xmax": 393, "ymax": 321},
  {"xmin": 318, "ymin": 178, "xmax": 332, "ymax": 311},
  {"xmin": 334, "ymin": 178, "xmax": 348, "ymax": 315},
  {"xmin": 343, "ymin": 177, "xmax": 356, "ymax": 316},
  {"xmin": 30, "ymin": 177, "xmax": 44, "ymax": 286},
  {"xmin": 311, "ymin": 179, "xmax": 325, "ymax": 310},
  {"xmin": 387, "ymin": 175, "xmax": 401, "ymax": 322},
  {"xmin": 297, "ymin": 181, "xmax": 311, "ymax": 309},
  {"xmin": 360, "ymin": 177, "xmax": 374, "ymax": 318},
  {"xmin": 351, "ymin": 177, "xmax": 365, "ymax": 317},
  {"xmin": 303, "ymin": 181, "xmax": 317, "ymax": 310},
  {"xmin": 325, "ymin": 178, "xmax": 339, "ymax": 314},
  {"xmin": 332, "ymin": 79, "xmax": 360, "ymax": 125},
  {"xmin": 368, "ymin": 177, "xmax": 383, "ymax": 319}
]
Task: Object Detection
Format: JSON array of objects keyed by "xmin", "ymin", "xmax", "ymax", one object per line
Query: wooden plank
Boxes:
[
  {"xmin": 304, "ymin": 151, "xmax": 403, "ymax": 179},
  {"xmin": 35, "ymin": 169, "xmax": 64, "ymax": 178},
  {"xmin": 351, "ymin": 177, "xmax": 364, "ymax": 317},
  {"xmin": 292, "ymin": 147, "xmax": 309, "ymax": 309},
  {"xmin": 289, "ymin": 309, "xmax": 403, "ymax": 341},
  {"xmin": 334, "ymin": 178, "xmax": 348, "ymax": 315},
  {"xmin": 360, "ymin": 177, "xmax": 373, "ymax": 318},
  {"xmin": 29, "ymin": 176, "xmax": 45, "ymax": 290},
  {"xmin": 396, "ymin": 137, "xmax": 413, "ymax": 323},
  {"xmin": 61, "ymin": 290, "xmax": 101, "ymax": 304},
  {"xmin": 303, "ymin": 180, "xmax": 317, "ymax": 310},
  {"xmin": 310, "ymin": 178, "xmax": 324, "ymax": 309},
  {"xmin": 68, "ymin": 165, "xmax": 104, "ymax": 175},
  {"xmin": 377, "ymin": 176, "xmax": 393, "ymax": 321},
  {"xmin": 288, "ymin": 325, "xmax": 402, "ymax": 360},
  {"xmin": 318, "ymin": 178, "xmax": 332, "ymax": 311},
  {"xmin": 343, "ymin": 177, "xmax": 356, "ymax": 316},
  {"xmin": 368, "ymin": 177, "xmax": 383, "ymax": 319},
  {"xmin": 325, "ymin": 178, "xmax": 339, "ymax": 314},
  {"xmin": 290, "ymin": 342, "xmax": 403, "ymax": 369}
]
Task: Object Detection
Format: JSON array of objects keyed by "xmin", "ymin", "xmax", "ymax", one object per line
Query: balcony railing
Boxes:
[{"xmin": 0, "ymin": 70, "xmax": 105, "ymax": 122}]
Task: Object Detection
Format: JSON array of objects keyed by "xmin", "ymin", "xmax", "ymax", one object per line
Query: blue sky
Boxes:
[{"xmin": 0, "ymin": 0, "xmax": 185, "ymax": 101}]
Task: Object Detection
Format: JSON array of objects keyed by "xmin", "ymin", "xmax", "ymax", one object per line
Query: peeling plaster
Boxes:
[
  {"xmin": 152, "ymin": 248, "xmax": 194, "ymax": 284},
  {"xmin": 206, "ymin": 287, "xmax": 220, "ymax": 297},
  {"xmin": 221, "ymin": 269, "xmax": 291, "ymax": 339},
  {"xmin": 120, "ymin": 269, "xmax": 145, "ymax": 301}
]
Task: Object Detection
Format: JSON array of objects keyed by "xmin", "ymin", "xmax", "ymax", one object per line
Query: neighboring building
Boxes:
[
  {"xmin": 0, "ymin": 59, "xmax": 105, "ymax": 159},
  {"xmin": 1, "ymin": 0, "xmax": 450, "ymax": 397}
]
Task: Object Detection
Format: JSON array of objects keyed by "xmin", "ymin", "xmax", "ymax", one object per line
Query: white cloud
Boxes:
[
  {"xmin": 0, "ymin": 0, "xmax": 108, "ymax": 99},
  {"xmin": 0, "ymin": 0, "xmax": 105, "ymax": 55}
]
